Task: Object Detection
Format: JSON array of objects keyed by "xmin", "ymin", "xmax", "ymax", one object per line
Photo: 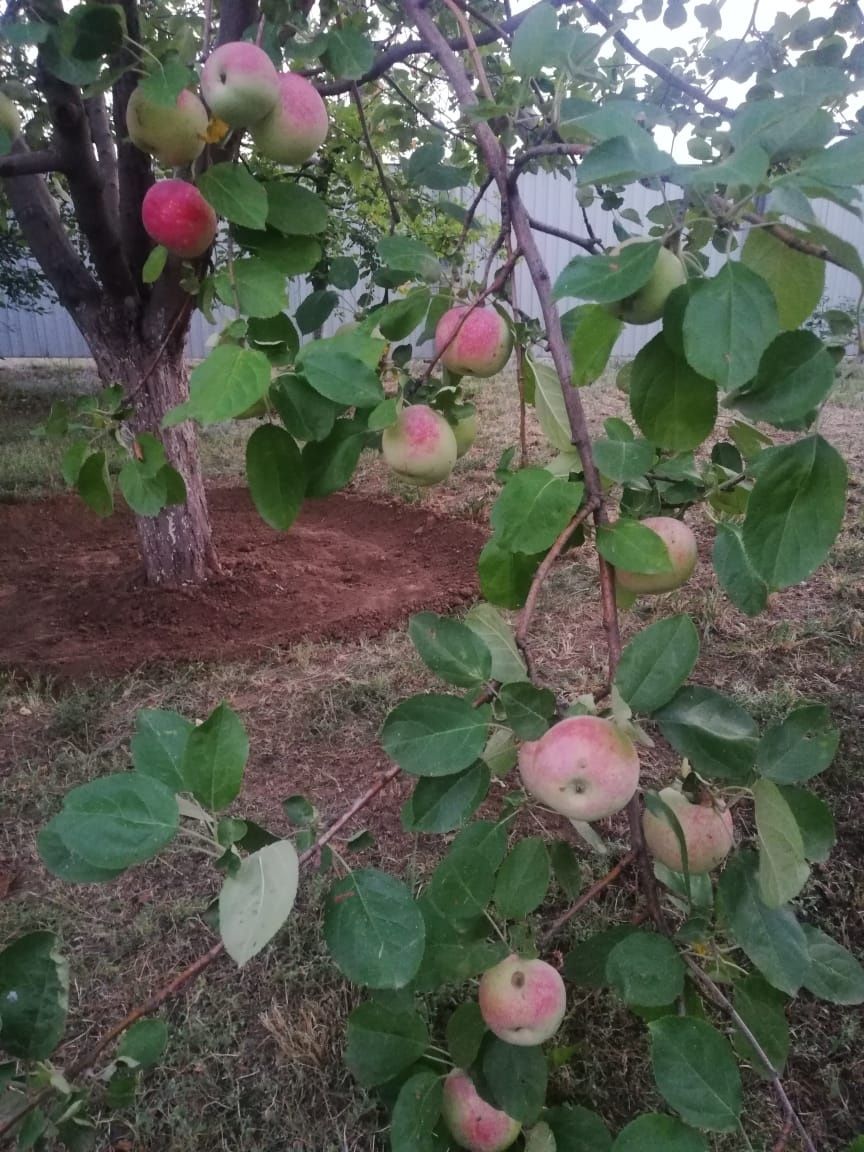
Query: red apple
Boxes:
[
  {"xmin": 200, "ymin": 42, "xmax": 279, "ymax": 128},
  {"xmin": 643, "ymin": 787, "xmax": 735, "ymax": 874},
  {"xmin": 252, "ymin": 72, "xmax": 329, "ymax": 165},
  {"xmin": 479, "ymin": 955, "xmax": 566, "ymax": 1046},
  {"xmin": 435, "ymin": 306, "xmax": 513, "ymax": 378},
  {"xmin": 442, "ymin": 1070, "xmax": 521, "ymax": 1152},
  {"xmin": 614, "ymin": 516, "xmax": 697, "ymax": 596},
  {"xmin": 126, "ymin": 87, "xmax": 208, "ymax": 167},
  {"xmin": 142, "ymin": 180, "xmax": 217, "ymax": 259},
  {"xmin": 381, "ymin": 404, "xmax": 458, "ymax": 486}
]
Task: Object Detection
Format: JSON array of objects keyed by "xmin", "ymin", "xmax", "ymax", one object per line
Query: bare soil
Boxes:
[{"xmin": 0, "ymin": 487, "xmax": 486, "ymax": 678}]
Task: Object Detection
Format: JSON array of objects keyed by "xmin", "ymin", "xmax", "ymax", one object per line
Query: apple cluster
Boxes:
[{"xmin": 134, "ymin": 42, "xmax": 329, "ymax": 259}]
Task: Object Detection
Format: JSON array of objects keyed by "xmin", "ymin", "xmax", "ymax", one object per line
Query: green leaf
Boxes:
[
  {"xmin": 561, "ymin": 305, "xmax": 622, "ymax": 388},
  {"xmin": 779, "ymin": 785, "xmax": 835, "ymax": 862},
  {"xmin": 596, "ymin": 519, "xmax": 674, "ymax": 574},
  {"xmin": 329, "ymin": 256, "xmax": 358, "ymax": 289},
  {"xmin": 564, "ymin": 926, "xmax": 638, "ymax": 988},
  {"xmin": 611, "ymin": 1114, "xmax": 706, "ymax": 1152},
  {"xmin": 554, "ymin": 241, "xmax": 662, "ymax": 304},
  {"xmin": 742, "ymin": 435, "xmax": 847, "ymax": 589},
  {"xmin": 500, "ymin": 682, "xmax": 556, "ymax": 741},
  {"xmin": 301, "ymin": 416, "xmax": 366, "ymax": 497},
  {"xmin": 712, "ymin": 524, "xmax": 769, "ymax": 618},
  {"xmin": 118, "ymin": 459, "xmax": 183, "ymax": 518},
  {"xmin": 415, "ymin": 903, "xmax": 507, "ymax": 991},
  {"xmin": 61, "ymin": 441, "xmax": 89, "ymax": 487},
  {"xmin": 446, "ymin": 1002, "xmax": 486, "ymax": 1070},
  {"xmin": 390, "ymin": 1069, "xmax": 443, "ymax": 1152},
  {"xmin": 296, "ymin": 336, "xmax": 384, "ymax": 406},
  {"xmin": 464, "ymin": 605, "xmax": 528, "ymax": 684},
  {"xmin": 757, "ymin": 703, "xmax": 839, "ymax": 783},
  {"xmin": 630, "ymin": 335, "xmax": 717, "ymax": 451},
  {"xmin": 544, "ymin": 1105, "xmax": 612, "ymax": 1152},
  {"xmin": 682, "ymin": 263, "xmax": 779, "ymax": 389},
  {"xmin": 409, "ymin": 613, "xmax": 492, "ymax": 688},
  {"xmin": 491, "ymin": 469, "xmax": 584, "ymax": 554},
  {"xmin": 483, "ymin": 727, "xmax": 518, "ymax": 777},
  {"xmin": 216, "ymin": 257, "xmax": 286, "ymax": 318},
  {"xmin": 577, "ymin": 134, "xmax": 673, "ymax": 185},
  {"xmin": 754, "ymin": 779, "xmax": 810, "ymax": 907},
  {"xmin": 796, "ymin": 133, "xmax": 864, "ymax": 188},
  {"xmin": 77, "ymin": 450, "xmax": 113, "ymax": 517},
  {"xmin": 529, "ymin": 358, "xmax": 573, "ymax": 452},
  {"xmin": 801, "ymin": 925, "xmax": 864, "ymax": 1005},
  {"xmin": 654, "ymin": 686, "xmax": 758, "ymax": 783},
  {"xmin": 728, "ymin": 331, "xmax": 835, "ymax": 428},
  {"xmin": 118, "ymin": 1019, "xmax": 168, "ymax": 1068},
  {"xmin": 137, "ymin": 59, "xmax": 196, "ymax": 107},
  {"xmin": 295, "ymin": 289, "xmax": 339, "ymax": 335},
  {"xmin": 235, "ymin": 228, "xmax": 322, "ymax": 276},
  {"xmin": 197, "ymin": 163, "xmax": 268, "ymax": 230},
  {"xmin": 165, "ymin": 345, "xmax": 271, "ymax": 426},
  {"xmin": 63, "ymin": 3, "xmax": 125, "ymax": 57},
  {"xmin": 615, "ymin": 615, "xmax": 699, "ymax": 714},
  {"xmin": 512, "ymin": 1, "xmax": 558, "ymax": 75},
  {"xmin": 478, "ymin": 540, "xmax": 543, "ymax": 610},
  {"xmin": 741, "ymin": 227, "xmax": 825, "ymax": 330},
  {"xmin": 404, "ymin": 142, "xmax": 468, "ymax": 191},
  {"xmin": 49, "ymin": 773, "xmax": 179, "ymax": 870},
  {"xmin": 383, "ymin": 694, "xmax": 490, "ymax": 778},
  {"xmin": 245, "ymin": 424, "xmax": 304, "ymax": 532},
  {"xmin": 270, "ymin": 374, "xmax": 337, "ymax": 442},
  {"xmin": 377, "ymin": 235, "xmax": 440, "ymax": 284},
  {"xmin": 717, "ymin": 852, "xmax": 810, "ymax": 995},
  {"xmin": 483, "ymin": 1039, "xmax": 547, "ymax": 1124},
  {"xmin": 219, "ymin": 841, "xmax": 299, "ymax": 965},
  {"xmin": 182, "ymin": 703, "xmax": 249, "ymax": 811},
  {"xmin": 402, "ymin": 764, "xmax": 490, "ymax": 834},
  {"xmin": 142, "ymin": 245, "xmax": 167, "ymax": 284},
  {"xmin": 131, "ymin": 709, "xmax": 192, "ymax": 792},
  {"xmin": 37, "ymin": 823, "xmax": 124, "ymax": 884},
  {"xmin": 593, "ymin": 436, "xmax": 654, "ymax": 483},
  {"xmin": 266, "ymin": 181, "xmax": 329, "ymax": 235},
  {"xmin": 346, "ymin": 1000, "xmax": 429, "ymax": 1087},
  {"xmin": 606, "ymin": 932, "xmax": 685, "ymax": 1006},
  {"xmin": 648, "ymin": 1016, "xmax": 742, "ymax": 1131},
  {"xmin": 425, "ymin": 843, "xmax": 497, "ymax": 923},
  {"xmin": 0, "ymin": 932, "xmax": 68, "ymax": 1060},
  {"xmin": 731, "ymin": 975, "xmax": 789, "ymax": 1079},
  {"xmin": 324, "ymin": 26, "xmax": 374, "ymax": 79},
  {"xmin": 494, "ymin": 837, "xmax": 550, "ymax": 919},
  {"xmin": 549, "ymin": 841, "xmax": 582, "ymax": 899},
  {"xmin": 324, "ymin": 869, "xmax": 425, "ymax": 989}
]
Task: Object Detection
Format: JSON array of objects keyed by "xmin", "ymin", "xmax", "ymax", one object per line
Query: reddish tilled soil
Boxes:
[{"xmin": 0, "ymin": 488, "xmax": 487, "ymax": 678}]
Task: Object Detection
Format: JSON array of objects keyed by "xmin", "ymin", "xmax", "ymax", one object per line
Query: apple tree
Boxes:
[{"xmin": 2, "ymin": 0, "xmax": 864, "ymax": 1150}]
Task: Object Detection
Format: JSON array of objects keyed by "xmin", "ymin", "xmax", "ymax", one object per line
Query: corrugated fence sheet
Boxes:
[{"xmin": 0, "ymin": 175, "xmax": 860, "ymax": 361}]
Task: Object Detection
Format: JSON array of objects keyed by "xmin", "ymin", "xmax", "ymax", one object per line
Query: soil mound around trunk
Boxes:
[{"xmin": 0, "ymin": 488, "xmax": 486, "ymax": 678}]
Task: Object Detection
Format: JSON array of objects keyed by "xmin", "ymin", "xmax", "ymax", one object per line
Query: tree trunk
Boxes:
[{"xmin": 91, "ymin": 333, "xmax": 219, "ymax": 587}]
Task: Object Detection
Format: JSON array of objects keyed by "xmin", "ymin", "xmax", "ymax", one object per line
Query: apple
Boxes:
[
  {"xmin": 519, "ymin": 715, "xmax": 640, "ymax": 821},
  {"xmin": 614, "ymin": 516, "xmax": 697, "ymax": 596},
  {"xmin": 381, "ymin": 404, "xmax": 458, "ymax": 487},
  {"xmin": 126, "ymin": 86, "xmax": 208, "ymax": 167},
  {"xmin": 0, "ymin": 92, "xmax": 21, "ymax": 139},
  {"xmin": 141, "ymin": 180, "xmax": 217, "ymax": 259},
  {"xmin": 479, "ymin": 954, "xmax": 566, "ymax": 1046},
  {"xmin": 435, "ymin": 306, "xmax": 513, "ymax": 378},
  {"xmin": 200, "ymin": 42, "xmax": 280, "ymax": 128},
  {"xmin": 252, "ymin": 71, "xmax": 328, "ymax": 165},
  {"xmin": 452, "ymin": 408, "xmax": 477, "ymax": 459},
  {"xmin": 442, "ymin": 1069, "xmax": 522, "ymax": 1152},
  {"xmin": 643, "ymin": 787, "xmax": 734, "ymax": 874},
  {"xmin": 605, "ymin": 238, "xmax": 687, "ymax": 325}
]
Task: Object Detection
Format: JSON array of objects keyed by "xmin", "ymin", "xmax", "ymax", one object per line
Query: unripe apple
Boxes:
[
  {"xmin": 200, "ymin": 42, "xmax": 279, "ymax": 128},
  {"xmin": 605, "ymin": 238, "xmax": 687, "ymax": 324},
  {"xmin": 614, "ymin": 516, "xmax": 697, "ymax": 596},
  {"xmin": 141, "ymin": 180, "xmax": 217, "ymax": 259},
  {"xmin": 519, "ymin": 715, "xmax": 640, "ymax": 821},
  {"xmin": 0, "ymin": 92, "xmax": 21, "ymax": 138},
  {"xmin": 252, "ymin": 71, "xmax": 328, "ymax": 165},
  {"xmin": 381, "ymin": 404, "xmax": 458, "ymax": 487},
  {"xmin": 435, "ymin": 306, "xmax": 513, "ymax": 378},
  {"xmin": 479, "ymin": 954, "xmax": 566, "ymax": 1046},
  {"xmin": 452, "ymin": 409, "xmax": 477, "ymax": 459},
  {"xmin": 442, "ymin": 1069, "xmax": 522, "ymax": 1152},
  {"xmin": 643, "ymin": 787, "xmax": 735, "ymax": 873},
  {"xmin": 126, "ymin": 86, "xmax": 208, "ymax": 167}
]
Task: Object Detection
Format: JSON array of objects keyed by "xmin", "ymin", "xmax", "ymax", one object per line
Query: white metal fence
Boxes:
[{"xmin": 0, "ymin": 174, "xmax": 860, "ymax": 361}]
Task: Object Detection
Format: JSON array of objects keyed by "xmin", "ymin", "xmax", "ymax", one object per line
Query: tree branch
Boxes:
[
  {"xmin": 742, "ymin": 211, "xmax": 851, "ymax": 269},
  {"xmin": 84, "ymin": 94, "xmax": 119, "ymax": 227},
  {"xmin": 527, "ymin": 214, "xmax": 602, "ymax": 252},
  {"xmin": 351, "ymin": 82, "xmax": 400, "ymax": 234},
  {"xmin": 0, "ymin": 147, "xmax": 63, "ymax": 176},
  {"xmin": 112, "ymin": 0, "xmax": 154, "ymax": 284}
]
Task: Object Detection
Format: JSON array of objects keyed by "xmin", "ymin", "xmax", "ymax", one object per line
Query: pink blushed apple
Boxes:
[
  {"xmin": 442, "ymin": 1069, "xmax": 522, "ymax": 1152},
  {"xmin": 643, "ymin": 787, "xmax": 735, "ymax": 874},
  {"xmin": 126, "ymin": 86, "xmax": 208, "ymax": 167},
  {"xmin": 614, "ymin": 516, "xmax": 698, "ymax": 596},
  {"xmin": 141, "ymin": 180, "xmax": 217, "ymax": 259},
  {"xmin": 381, "ymin": 404, "xmax": 457, "ymax": 487},
  {"xmin": 519, "ymin": 715, "xmax": 640, "ymax": 821},
  {"xmin": 479, "ymin": 954, "xmax": 566, "ymax": 1046},
  {"xmin": 252, "ymin": 72, "xmax": 329, "ymax": 165},
  {"xmin": 200, "ymin": 42, "xmax": 279, "ymax": 128},
  {"xmin": 435, "ymin": 306, "xmax": 513, "ymax": 378}
]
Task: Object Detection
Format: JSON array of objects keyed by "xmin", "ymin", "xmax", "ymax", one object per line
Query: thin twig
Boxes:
[
  {"xmin": 528, "ymin": 214, "xmax": 602, "ymax": 253},
  {"xmin": 742, "ymin": 212, "xmax": 850, "ymax": 270},
  {"xmin": 441, "ymin": 0, "xmax": 494, "ymax": 102},
  {"xmin": 540, "ymin": 851, "xmax": 637, "ymax": 942},
  {"xmin": 351, "ymin": 83, "xmax": 400, "ymax": 234},
  {"xmin": 516, "ymin": 502, "xmax": 598, "ymax": 650},
  {"xmin": 510, "ymin": 142, "xmax": 590, "ymax": 180},
  {"xmin": 382, "ymin": 73, "xmax": 471, "ymax": 143}
]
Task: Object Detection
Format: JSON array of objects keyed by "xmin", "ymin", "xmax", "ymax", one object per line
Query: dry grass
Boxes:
[{"xmin": 1, "ymin": 359, "xmax": 863, "ymax": 1150}]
